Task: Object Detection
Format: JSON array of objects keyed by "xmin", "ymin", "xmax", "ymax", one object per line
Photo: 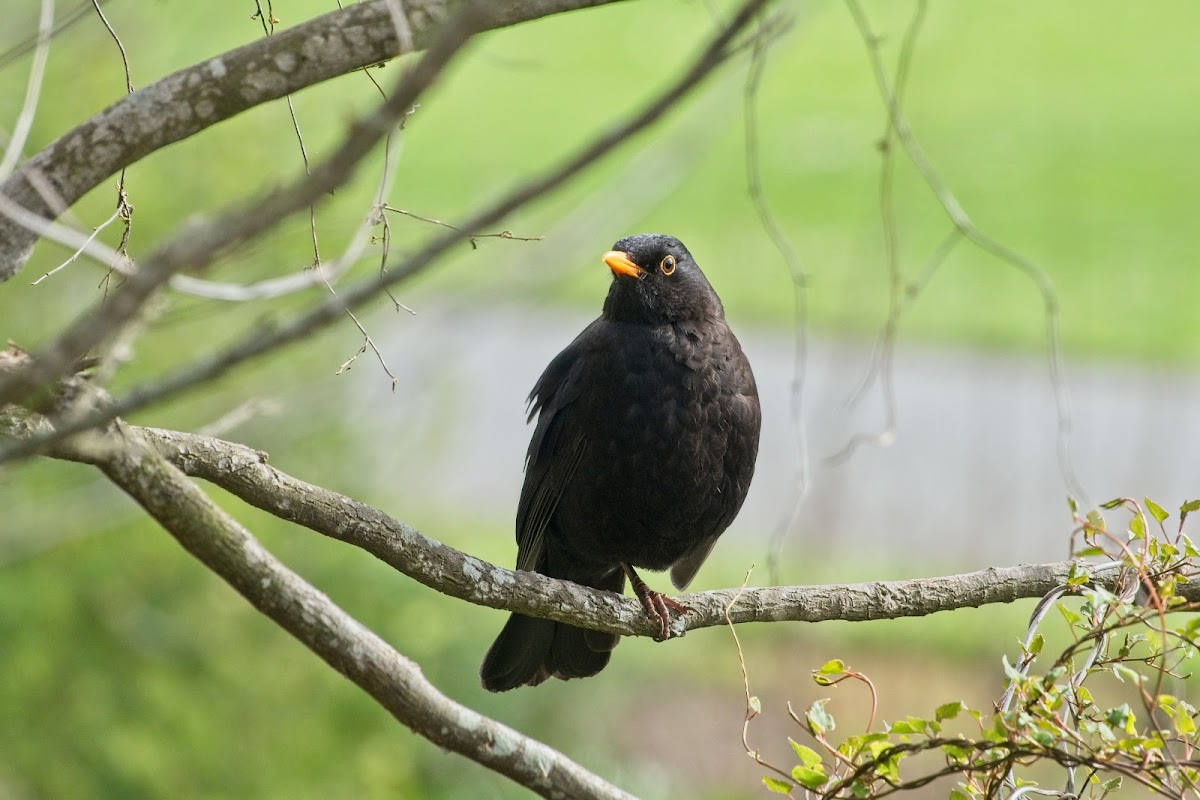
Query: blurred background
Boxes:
[{"xmin": 2, "ymin": 1, "xmax": 1200, "ymax": 797}]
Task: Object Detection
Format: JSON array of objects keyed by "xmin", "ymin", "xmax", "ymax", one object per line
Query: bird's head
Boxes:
[{"xmin": 600, "ymin": 233, "xmax": 723, "ymax": 324}]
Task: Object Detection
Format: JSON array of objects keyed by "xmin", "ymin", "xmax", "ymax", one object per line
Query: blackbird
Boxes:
[{"xmin": 480, "ymin": 233, "xmax": 761, "ymax": 692}]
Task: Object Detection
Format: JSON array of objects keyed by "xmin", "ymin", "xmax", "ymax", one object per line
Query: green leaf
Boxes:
[
  {"xmin": 935, "ymin": 700, "xmax": 966, "ymax": 722},
  {"xmin": 1181, "ymin": 498, "xmax": 1200, "ymax": 520},
  {"xmin": 1102, "ymin": 777, "xmax": 1122, "ymax": 792},
  {"xmin": 1066, "ymin": 563, "xmax": 1092, "ymax": 587},
  {"xmin": 1182, "ymin": 534, "xmax": 1199, "ymax": 558},
  {"xmin": 1106, "ymin": 703, "xmax": 1136, "ymax": 734},
  {"xmin": 1174, "ymin": 706, "xmax": 1196, "ymax": 735},
  {"xmin": 1028, "ymin": 634, "xmax": 1044, "ymax": 656},
  {"xmin": 790, "ymin": 765, "xmax": 828, "ymax": 789},
  {"xmin": 788, "ymin": 740, "xmax": 822, "ymax": 769},
  {"xmin": 1146, "ymin": 497, "xmax": 1169, "ymax": 523},
  {"xmin": 1100, "ymin": 499, "xmax": 1124, "ymax": 510},
  {"xmin": 839, "ymin": 732, "xmax": 888, "ymax": 759},
  {"xmin": 1073, "ymin": 546, "xmax": 1105, "ymax": 557},
  {"xmin": 1129, "ymin": 514, "xmax": 1146, "ymax": 540},
  {"xmin": 762, "ymin": 776, "xmax": 791, "ymax": 794},
  {"xmin": 1075, "ymin": 686, "xmax": 1094, "ymax": 706},
  {"xmin": 950, "ymin": 790, "xmax": 972, "ymax": 800},
  {"xmin": 1002, "ymin": 655, "xmax": 1026, "ymax": 682},
  {"xmin": 812, "ymin": 660, "xmax": 845, "ymax": 686},
  {"xmin": 1058, "ymin": 604, "xmax": 1083, "ymax": 626},
  {"xmin": 1087, "ymin": 509, "xmax": 1108, "ymax": 531},
  {"xmin": 816, "ymin": 658, "xmax": 846, "ymax": 675},
  {"xmin": 806, "ymin": 699, "xmax": 835, "ymax": 735},
  {"xmin": 889, "ymin": 720, "xmax": 918, "ymax": 734},
  {"xmin": 942, "ymin": 743, "xmax": 972, "ymax": 762},
  {"xmin": 1111, "ymin": 665, "xmax": 1143, "ymax": 685}
]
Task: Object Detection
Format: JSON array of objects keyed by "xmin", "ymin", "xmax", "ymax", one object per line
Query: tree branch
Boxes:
[
  {"xmin": 2, "ymin": 346, "xmax": 1188, "ymax": 642},
  {"xmin": 0, "ymin": 0, "xmax": 770, "ymax": 466},
  {"xmin": 23, "ymin": 405, "xmax": 636, "ymax": 800},
  {"xmin": 0, "ymin": 0, "xmax": 628, "ymax": 279},
  {"xmin": 0, "ymin": 3, "xmax": 482, "ymax": 410},
  {"xmin": 136, "ymin": 428, "xmax": 1111, "ymax": 634},
  {"xmin": 154, "ymin": 426, "xmax": 1187, "ymax": 628}
]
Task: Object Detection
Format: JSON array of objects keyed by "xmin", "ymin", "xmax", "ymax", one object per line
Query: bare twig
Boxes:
[
  {"xmin": 727, "ymin": 567, "xmax": 796, "ymax": 789},
  {"xmin": 90, "ymin": 0, "xmax": 134, "ymax": 93},
  {"xmin": 252, "ymin": 0, "xmax": 324, "ymax": 277},
  {"xmin": 382, "ymin": 205, "xmax": 544, "ymax": 249},
  {"xmin": 0, "ymin": 1, "xmax": 96, "ymax": 70},
  {"xmin": 827, "ymin": 0, "xmax": 928, "ymax": 466},
  {"xmin": 90, "ymin": 0, "xmax": 137, "ymax": 285},
  {"xmin": 837, "ymin": 0, "xmax": 1085, "ymax": 505},
  {"xmin": 29, "ymin": 206, "xmax": 122, "ymax": 285},
  {"xmin": 740, "ymin": 9, "xmax": 811, "ymax": 584},
  {"xmin": 0, "ymin": 0, "xmax": 54, "ymax": 180}
]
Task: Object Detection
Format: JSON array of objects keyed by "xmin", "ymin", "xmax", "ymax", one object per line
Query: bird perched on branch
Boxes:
[{"xmin": 480, "ymin": 233, "xmax": 761, "ymax": 691}]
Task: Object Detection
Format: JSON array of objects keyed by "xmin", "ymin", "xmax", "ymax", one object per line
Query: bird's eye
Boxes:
[{"xmin": 659, "ymin": 255, "xmax": 676, "ymax": 275}]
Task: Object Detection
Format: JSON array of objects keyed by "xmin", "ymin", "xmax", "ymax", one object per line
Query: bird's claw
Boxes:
[
  {"xmin": 636, "ymin": 586, "xmax": 693, "ymax": 641},
  {"xmin": 622, "ymin": 562, "xmax": 692, "ymax": 641}
]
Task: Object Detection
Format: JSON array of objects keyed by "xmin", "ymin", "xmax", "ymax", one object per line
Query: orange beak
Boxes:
[{"xmin": 603, "ymin": 250, "xmax": 642, "ymax": 279}]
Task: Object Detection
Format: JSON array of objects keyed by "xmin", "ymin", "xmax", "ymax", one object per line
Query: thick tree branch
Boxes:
[
  {"xmin": 0, "ymin": 0, "xmax": 628, "ymax": 279},
  {"xmin": 27, "ymin": 411, "xmax": 636, "ymax": 800},
  {"xmin": 7, "ymin": 411, "xmax": 1178, "ymax": 640},
  {"xmin": 1, "ymin": 347, "xmax": 1188, "ymax": 641},
  {"xmin": 0, "ymin": 0, "xmax": 770, "ymax": 466},
  {"xmin": 136, "ymin": 428, "xmax": 1120, "ymax": 634}
]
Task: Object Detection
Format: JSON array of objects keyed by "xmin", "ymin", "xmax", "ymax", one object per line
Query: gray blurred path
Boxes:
[{"xmin": 337, "ymin": 302, "xmax": 1200, "ymax": 576}]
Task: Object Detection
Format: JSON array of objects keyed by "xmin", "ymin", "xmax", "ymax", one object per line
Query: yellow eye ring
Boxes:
[{"xmin": 659, "ymin": 254, "xmax": 676, "ymax": 275}]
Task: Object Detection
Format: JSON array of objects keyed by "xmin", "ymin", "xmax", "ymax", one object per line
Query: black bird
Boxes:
[{"xmin": 480, "ymin": 233, "xmax": 761, "ymax": 691}]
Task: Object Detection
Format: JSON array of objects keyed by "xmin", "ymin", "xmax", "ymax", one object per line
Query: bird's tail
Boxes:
[{"xmin": 480, "ymin": 567, "xmax": 624, "ymax": 692}]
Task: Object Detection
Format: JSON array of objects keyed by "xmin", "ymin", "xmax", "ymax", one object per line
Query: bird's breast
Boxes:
[{"xmin": 554, "ymin": 320, "xmax": 756, "ymax": 569}]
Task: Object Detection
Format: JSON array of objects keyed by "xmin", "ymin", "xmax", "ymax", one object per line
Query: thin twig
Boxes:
[
  {"xmin": 0, "ymin": 0, "xmax": 93, "ymax": 71},
  {"xmin": 381, "ymin": 205, "xmax": 544, "ymax": 249},
  {"xmin": 29, "ymin": 207, "xmax": 122, "ymax": 285},
  {"xmin": 322, "ymin": 270, "xmax": 399, "ymax": 389},
  {"xmin": 726, "ymin": 567, "xmax": 795, "ymax": 790},
  {"xmin": 90, "ymin": 0, "xmax": 133, "ymax": 93},
  {"xmin": 90, "ymin": 0, "xmax": 136, "ymax": 286},
  {"xmin": 839, "ymin": 0, "xmax": 1086, "ymax": 506},
  {"xmin": 829, "ymin": 0, "xmax": 926, "ymax": 466},
  {"xmin": 740, "ymin": 8, "xmax": 811, "ymax": 585},
  {"xmin": 0, "ymin": 0, "xmax": 54, "ymax": 180}
]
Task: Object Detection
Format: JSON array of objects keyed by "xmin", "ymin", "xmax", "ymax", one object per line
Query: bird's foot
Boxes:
[{"xmin": 622, "ymin": 562, "xmax": 693, "ymax": 641}]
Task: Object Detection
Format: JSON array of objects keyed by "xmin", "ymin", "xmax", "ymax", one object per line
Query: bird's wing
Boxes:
[
  {"xmin": 514, "ymin": 330, "xmax": 594, "ymax": 572},
  {"xmin": 669, "ymin": 536, "xmax": 720, "ymax": 591}
]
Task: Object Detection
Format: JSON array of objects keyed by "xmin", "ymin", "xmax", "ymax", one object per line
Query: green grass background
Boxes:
[{"xmin": 2, "ymin": 0, "xmax": 1199, "ymax": 797}]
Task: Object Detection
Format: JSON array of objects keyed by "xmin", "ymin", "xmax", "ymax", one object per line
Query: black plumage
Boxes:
[{"xmin": 480, "ymin": 233, "xmax": 761, "ymax": 691}]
